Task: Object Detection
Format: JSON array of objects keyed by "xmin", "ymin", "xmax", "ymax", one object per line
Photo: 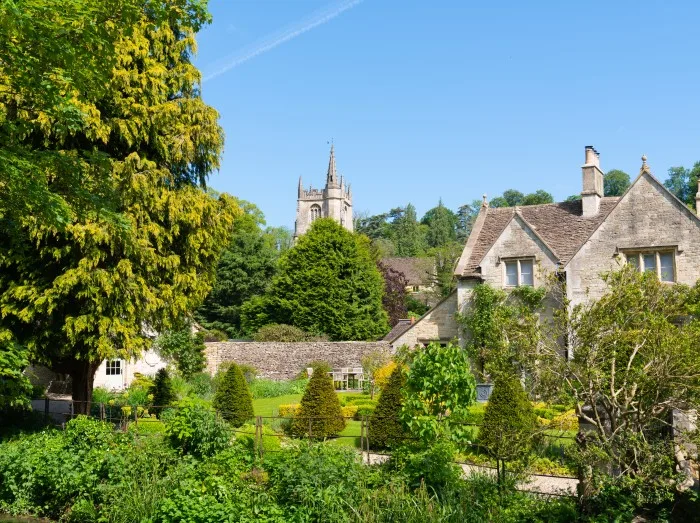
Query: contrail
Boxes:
[{"xmin": 202, "ymin": 0, "xmax": 364, "ymax": 82}]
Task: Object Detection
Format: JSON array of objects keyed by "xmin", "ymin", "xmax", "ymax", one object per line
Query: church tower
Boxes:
[{"xmin": 294, "ymin": 144, "xmax": 353, "ymax": 240}]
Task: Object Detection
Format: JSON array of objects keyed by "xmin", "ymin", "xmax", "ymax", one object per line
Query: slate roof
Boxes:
[
  {"xmin": 458, "ymin": 197, "xmax": 620, "ymax": 277},
  {"xmin": 382, "ymin": 319, "xmax": 413, "ymax": 342},
  {"xmin": 381, "ymin": 257, "xmax": 433, "ymax": 285}
]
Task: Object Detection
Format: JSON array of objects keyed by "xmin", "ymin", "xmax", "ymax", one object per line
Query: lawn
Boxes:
[{"xmin": 252, "ymin": 394, "xmax": 302, "ymax": 417}]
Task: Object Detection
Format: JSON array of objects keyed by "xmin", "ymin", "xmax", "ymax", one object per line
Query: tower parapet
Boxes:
[{"xmin": 294, "ymin": 145, "xmax": 354, "ymax": 239}]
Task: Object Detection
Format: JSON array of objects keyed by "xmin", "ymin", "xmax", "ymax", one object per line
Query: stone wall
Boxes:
[
  {"xmin": 204, "ymin": 341, "xmax": 392, "ymax": 380},
  {"xmin": 566, "ymin": 173, "xmax": 700, "ymax": 307},
  {"xmin": 390, "ymin": 291, "xmax": 459, "ymax": 348}
]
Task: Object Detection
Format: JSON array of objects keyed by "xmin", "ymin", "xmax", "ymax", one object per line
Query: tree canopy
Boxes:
[
  {"xmin": 603, "ymin": 169, "xmax": 631, "ymax": 196},
  {"xmin": 241, "ymin": 219, "xmax": 389, "ymax": 340},
  {"xmin": 0, "ymin": 0, "xmax": 237, "ymax": 410},
  {"xmin": 664, "ymin": 162, "xmax": 700, "ymax": 209}
]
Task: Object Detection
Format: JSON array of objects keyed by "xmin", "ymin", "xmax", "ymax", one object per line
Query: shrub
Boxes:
[
  {"xmin": 187, "ymin": 372, "xmax": 213, "ymax": 398},
  {"xmin": 212, "ymin": 363, "xmax": 254, "ymax": 427},
  {"xmin": 253, "ymin": 323, "xmax": 328, "ymax": 342},
  {"xmin": 291, "ymin": 365, "xmax": 345, "ymax": 438},
  {"xmin": 390, "ymin": 440, "xmax": 462, "ymax": 494},
  {"xmin": 355, "ymin": 405, "xmax": 376, "ymax": 420},
  {"xmin": 163, "ymin": 400, "xmax": 231, "ymax": 458},
  {"xmin": 369, "ymin": 364, "xmax": 407, "ymax": 449},
  {"xmin": 154, "ymin": 328, "xmax": 207, "ymax": 379},
  {"xmin": 341, "ymin": 405, "xmax": 358, "ymax": 418},
  {"xmin": 151, "ymin": 368, "xmax": 176, "ymax": 415},
  {"xmin": 278, "ymin": 404, "xmax": 300, "ymax": 417},
  {"xmin": 201, "ymin": 329, "xmax": 229, "ymax": 342},
  {"xmin": 249, "ymin": 377, "xmax": 308, "ymax": 399},
  {"xmin": 266, "ymin": 442, "xmax": 363, "ymax": 519},
  {"xmin": 480, "ymin": 373, "xmax": 537, "ymax": 485},
  {"xmin": 373, "ymin": 361, "xmax": 397, "ymax": 391}
]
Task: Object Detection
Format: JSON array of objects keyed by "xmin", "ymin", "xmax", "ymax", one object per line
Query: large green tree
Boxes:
[
  {"xmin": 664, "ymin": 162, "xmax": 700, "ymax": 209},
  {"xmin": 241, "ymin": 219, "xmax": 389, "ymax": 340},
  {"xmin": 393, "ymin": 204, "xmax": 425, "ymax": 256},
  {"xmin": 0, "ymin": 1, "xmax": 237, "ymax": 411},
  {"xmin": 422, "ymin": 199, "xmax": 457, "ymax": 248},
  {"xmin": 490, "ymin": 189, "xmax": 553, "ymax": 207},
  {"xmin": 603, "ymin": 169, "xmax": 631, "ymax": 196},
  {"xmin": 196, "ymin": 199, "xmax": 279, "ymax": 336}
]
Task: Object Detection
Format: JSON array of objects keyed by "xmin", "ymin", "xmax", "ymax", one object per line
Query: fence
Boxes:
[{"xmin": 33, "ymin": 397, "xmax": 577, "ymax": 482}]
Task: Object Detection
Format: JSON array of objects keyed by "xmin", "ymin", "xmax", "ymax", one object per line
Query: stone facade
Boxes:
[
  {"xmin": 396, "ymin": 146, "xmax": 700, "ymax": 348},
  {"xmin": 204, "ymin": 341, "xmax": 392, "ymax": 380},
  {"xmin": 388, "ymin": 291, "xmax": 459, "ymax": 348},
  {"xmin": 294, "ymin": 144, "xmax": 353, "ymax": 239}
]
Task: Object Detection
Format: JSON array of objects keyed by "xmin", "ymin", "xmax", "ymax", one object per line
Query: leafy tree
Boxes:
[
  {"xmin": 603, "ymin": 169, "xmax": 631, "ymax": 196},
  {"xmin": 369, "ymin": 364, "xmax": 407, "ymax": 449},
  {"xmin": 663, "ymin": 162, "xmax": 700, "ymax": 209},
  {"xmin": 361, "ymin": 350, "xmax": 391, "ymax": 399},
  {"xmin": 196, "ymin": 200, "xmax": 279, "ymax": 336},
  {"xmin": 0, "ymin": 332, "xmax": 33, "ymax": 411},
  {"xmin": 537, "ymin": 268, "xmax": 700, "ymax": 479},
  {"xmin": 428, "ymin": 243, "xmax": 462, "ymax": 299},
  {"xmin": 422, "ymin": 199, "xmax": 457, "ymax": 248},
  {"xmin": 520, "ymin": 189, "xmax": 554, "ymax": 206},
  {"xmin": 502, "ymin": 190, "xmax": 525, "ymax": 207},
  {"xmin": 565, "ymin": 194, "xmax": 582, "ymax": 202},
  {"xmin": 480, "ymin": 373, "xmax": 537, "ymax": 487},
  {"xmin": 213, "ymin": 363, "xmax": 254, "ymax": 427},
  {"xmin": 150, "ymin": 368, "xmax": 176, "ymax": 414},
  {"xmin": 355, "ymin": 212, "xmax": 390, "ymax": 240},
  {"xmin": 253, "ymin": 324, "xmax": 326, "ymax": 342},
  {"xmin": 0, "ymin": 2, "xmax": 237, "ymax": 412},
  {"xmin": 393, "ymin": 204, "xmax": 425, "ymax": 256},
  {"xmin": 458, "ymin": 283, "xmax": 546, "ymax": 383},
  {"xmin": 400, "ymin": 342, "xmax": 476, "ymax": 443},
  {"xmin": 291, "ymin": 364, "xmax": 345, "ymax": 438},
  {"xmin": 154, "ymin": 328, "xmax": 207, "ymax": 379},
  {"xmin": 242, "ymin": 219, "xmax": 389, "ymax": 340},
  {"xmin": 456, "ymin": 200, "xmax": 482, "ymax": 241},
  {"xmin": 377, "ymin": 260, "xmax": 409, "ymax": 327},
  {"xmin": 265, "ymin": 226, "xmax": 294, "ymax": 253}
]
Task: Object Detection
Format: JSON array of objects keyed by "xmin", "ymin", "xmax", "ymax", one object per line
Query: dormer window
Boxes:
[
  {"xmin": 625, "ymin": 250, "xmax": 675, "ymax": 282},
  {"xmin": 504, "ymin": 258, "xmax": 534, "ymax": 287}
]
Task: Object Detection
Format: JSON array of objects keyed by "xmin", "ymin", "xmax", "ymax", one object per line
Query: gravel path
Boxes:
[{"xmin": 363, "ymin": 452, "xmax": 578, "ymax": 496}]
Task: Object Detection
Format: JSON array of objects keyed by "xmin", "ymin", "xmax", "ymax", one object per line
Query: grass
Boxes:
[{"xmin": 253, "ymin": 394, "xmax": 302, "ymax": 417}]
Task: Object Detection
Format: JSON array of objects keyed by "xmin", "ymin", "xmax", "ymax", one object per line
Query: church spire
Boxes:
[{"xmin": 326, "ymin": 143, "xmax": 337, "ymax": 186}]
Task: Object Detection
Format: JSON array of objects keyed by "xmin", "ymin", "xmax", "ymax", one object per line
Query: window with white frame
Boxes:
[
  {"xmin": 106, "ymin": 360, "xmax": 122, "ymax": 376},
  {"xmin": 625, "ymin": 250, "xmax": 675, "ymax": 282},
  {"xmin": 503, "ymin": 258, "xmax": 534, "ymax": 287},
  {"xmin": 310, "ymin": 204, "xmax": 321, "ymax": 222}
]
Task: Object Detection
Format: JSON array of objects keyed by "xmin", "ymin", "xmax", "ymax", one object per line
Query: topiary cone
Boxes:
[
  {"xmin": 291, "ymin": 365, "xmax": 345, "ymax": 438},
  {"xmin": 213, "ymin": 363, "xmax": 254, "ymax": 427}
]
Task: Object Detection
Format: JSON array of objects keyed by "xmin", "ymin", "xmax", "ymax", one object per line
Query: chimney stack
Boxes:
[
  {"xmin": 695, "ymin": 178, "xmax": 700, "ymax": 216},
  {"xmin": 581, "ymin": 145, "xmax": 604, "ymax": 217}
]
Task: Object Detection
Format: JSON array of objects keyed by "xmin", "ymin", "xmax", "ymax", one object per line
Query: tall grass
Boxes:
[{"xmin": 249, "ymin": 378, "xmax": 308, "ymax": 399}]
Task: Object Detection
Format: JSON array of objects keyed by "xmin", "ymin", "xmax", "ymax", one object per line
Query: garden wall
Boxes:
[{"xmin": 204, "ymin": 341, "xmax": 392, "ymax": 380}]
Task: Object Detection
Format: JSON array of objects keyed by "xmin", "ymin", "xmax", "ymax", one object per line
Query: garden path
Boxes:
[{"xmin": 364, "ymin": 452, "xmax": 578, "ymax": 496}]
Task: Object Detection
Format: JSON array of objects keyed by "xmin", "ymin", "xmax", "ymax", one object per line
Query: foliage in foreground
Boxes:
[
  {"xmin": 163, "ymin": 400, "xmax": 231, "ymax": 458},
  {"xmin": 369, "ymin": 364, "xmax": 407, "ymax": 449}
]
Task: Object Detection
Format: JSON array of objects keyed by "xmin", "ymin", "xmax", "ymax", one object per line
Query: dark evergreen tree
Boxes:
[
  {"xmin": 291, "ymin": 364, "xmax": 345, "ymax": 438},
  {"xmin": 480, "ymin": 373, "xmax": 537, "ymax": 486},
  {"xmin": 213, "ymin": 363, "xmax": 254, "ymax": 427},
  {"xmin": 393, "ymin": 204, "xmax": 425, "ymax": 256},
  {"xmin": 150, "ymin": 368, "xmax": 176, "ymax": 417},
  {"xmin": 422, "ymin": 199, "xmax": 458, "ymax": 248},
  {"xmin": 368, "ymin": 364, "xmax": 407, "ymax": 449},
  {"xmin": 378, "ymin": 261, "xmax": 408, "ymax": 327},
  {"xmin": 241, "ymin": 219, "xmax": 389, "ymax": 340}
]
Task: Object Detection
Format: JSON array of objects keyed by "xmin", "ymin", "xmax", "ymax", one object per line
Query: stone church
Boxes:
[
  {"xmin": 294, "ymin": 144, "xmax": 353, "ymax": 240},
  {"xmin": 388, "ymin": 145, "xmax": 700, "ymax": 349}
]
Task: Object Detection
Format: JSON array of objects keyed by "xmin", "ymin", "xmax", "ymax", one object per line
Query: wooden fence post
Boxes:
[
  {"xmin": 308, "ymin": 417, "xmax": 312, "ymax": 441},
  {"xmin": 100, "ymin": 403, "xmax": 105, "ymax": 421},
  {"xmin": 44, "ymin": 397, "xmax": 49, "ymax": 423}
]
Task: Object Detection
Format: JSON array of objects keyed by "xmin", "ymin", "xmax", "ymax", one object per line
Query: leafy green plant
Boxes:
[
  {"xmin": 154, "ymin": 328, "xmax": 207, "ymax": 379},
  {"xmin": 187, "ymin": 371, "xmax": 214, "ymax": 398},
  {"xmin": 369, "ymin": 364, "xmax": 407, "ymax": 449},
  {"xmin": 389, "ymin": 440, "xmax": 462, "ymax": 494},
  {"xmin": 248, "ymin": 377, "xmax": 308, "ymax": 399},
  {"xmin": 163, "ymin": 400, "xmax": 231, "ymax": 458},
  {"xmin": 291, "ymin": 364, "xmax": 345, "ymax": 439},
  {"xmin": 253, "ymin": 323, "xmax": 328, "ymax": 342},
  {"xmin": 401, "ymin": 342, "xmax": 476, "ymax": 443},
  {"xmin": 212, "ymin": 363, "xmax": 254, "ymax": 427}
]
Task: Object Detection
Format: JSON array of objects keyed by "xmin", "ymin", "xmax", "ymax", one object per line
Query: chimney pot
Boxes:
[{"xmin": 582, "ymin": 145, "xmax": 604, "ymax": 216}]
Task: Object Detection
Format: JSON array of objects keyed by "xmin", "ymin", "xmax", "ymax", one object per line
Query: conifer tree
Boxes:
[
  {"xmin": 213, "ymin": 363, "xmax": 254, "ymax": 427},
  {"xmin": 150, "ymin": 368, "xmax": 176, "ymax": 417},
  {"xmin": 480, "ymin": 373, "xmax": 537, "ymax": 486},
  {"xmin": 368, "ymin": 364, "xmax": 407, "ymax": 449},
  {"xmin": 291, "ymin": 364, "xmax": 345, "ymax": 438}
]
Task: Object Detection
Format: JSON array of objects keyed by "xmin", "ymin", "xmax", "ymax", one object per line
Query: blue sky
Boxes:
[{"xmin": 195, "ymin": 1, "xmax": 700, "ymax": 229}]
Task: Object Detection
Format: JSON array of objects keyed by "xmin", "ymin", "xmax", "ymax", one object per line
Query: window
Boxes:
[
  {"xmin": 310, "ymin": 204, "xmax": 321, "ymax": 222},
  {"xmin": 412, "ymin": 285, "xmax": 420, "ymax": 292},
  {"xmin": 625, "ymin": 250, "xmax": 675, "ymax": 282},
  {"xmin": 504, "ymin": 258, "xmax": 534, "ymax": 287},
  {"xmin": 106, "ymin": 360, "xmax": 121, "ymax": 376}
]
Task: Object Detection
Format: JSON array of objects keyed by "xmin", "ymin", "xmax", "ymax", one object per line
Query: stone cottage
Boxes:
[{"xmin": 390, "ymin": 145, "xmax": 700, "ymax": 348}]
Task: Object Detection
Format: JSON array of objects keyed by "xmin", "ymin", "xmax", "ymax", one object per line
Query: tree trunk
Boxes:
[{"xmin": 67, "ymin": 360, "xmax": 100, "ymax": 414}]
